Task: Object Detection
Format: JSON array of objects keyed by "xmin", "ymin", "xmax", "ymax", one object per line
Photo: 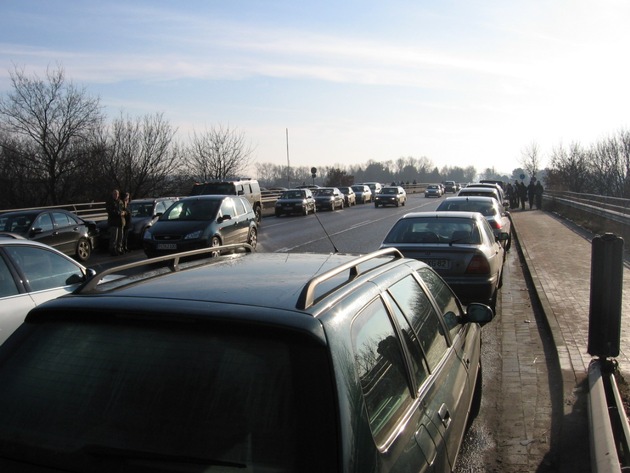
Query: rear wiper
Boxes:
[{"xmin": 80, "ymin": 445, "xmax": 247, "ymax": 469}]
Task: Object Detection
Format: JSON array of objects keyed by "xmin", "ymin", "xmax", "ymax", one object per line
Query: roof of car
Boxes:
[
  {"xmin": 37, "ymin": 249, "xmax": 412, "ymax": 320},
  {"xmin": 399, "ymin": 211, "xmax": 484, "ymax": 220},
  {"xmin": 442, "ymin": 196, "xmax": 497, "ymax": 203}
]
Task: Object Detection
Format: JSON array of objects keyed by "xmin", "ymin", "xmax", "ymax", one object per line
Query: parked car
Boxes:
[
  {"xmin": 0, "ymin": 246, "xmax": 493, "ymax": 472},
  {"xmin": 351, "ymin": 184, "xmax": 372, "ymax": 204},
  {"xmin": 190, "ymin": 178, "xmax": 263, "ymax": 224},
  {"xmin": 0, "ymin": 208, "xmax": 97, "ymax": 262},
  {"xmin": 97, "ymin": 196, "xmax": 180, "ymax": 250},
  {"xmin": 436, "ymin": 196, "xmax": 512, "ymax": 250},
  {"xmin": 374, "ymin": 186, "xmax": 407, "ymax": 207},
  {"xmin": 425, "ymin": 184, "xmax": 443, "ymax": 198},
  {"xmin": 465, "ymin": 182, "xmax": 506, "ymax": 204},
  {"xmin": 313, "ymin": 187, "xmax": 345, "ymax": 211},
  {"xmin": 274, "ymin": 188, "xmax": 316, "ymax": 216},
  {"xmin": 458, "ymin": 186, "xmax": 503, "ymax": 206},
  {"xmin": 338, "ymin": 186, "xmax": 357, "ymax": 206},
  {"xmin": 143, "ymin": 195, "xmax": 258, "ymax": 258},
  {"xmin": 0, "ymin": 237, "xmax": 95, "ymax": 345},
  {"xmin": 380, "ymin": 211, "xmax": 508, "ymax": 309},
  {"xmin": 363, "ymin": 181, "xmax": 383, "ymax": 195}
]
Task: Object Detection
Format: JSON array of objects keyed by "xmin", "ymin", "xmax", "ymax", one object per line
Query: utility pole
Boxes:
[{"xmin": 286, "ymin": 128, "xmax": 291, "ymax": 188}]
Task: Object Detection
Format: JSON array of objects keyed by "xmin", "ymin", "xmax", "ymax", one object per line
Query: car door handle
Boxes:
[{"xmin": 438, "ymin": 403, "xmax": 452, "ymax": 429}]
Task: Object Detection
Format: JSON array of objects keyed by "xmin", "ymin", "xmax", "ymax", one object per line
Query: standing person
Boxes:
[
  {"xmin": 535, "ymin": 181, "xmax": 544, "ymax": 209},
  {"xmin": 518, "ymin": 181, "xmax": 527, "ymax": 210},
  {"xmin": 106, "ymin": 189, "xmax": 126, "ymax": 256},
  {"xmin": 527, "ymin": 179, "xmax": 536, "ymax": 210},
  {"xmin": 121, "ymin": 192, "xmax": 132, "ymax": 252},
  {"xmin": 506, "ymin": 182, "xmax": 515, "ymax": 209}
]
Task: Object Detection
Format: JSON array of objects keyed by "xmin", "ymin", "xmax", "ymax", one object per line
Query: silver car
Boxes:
[
  {"xmin": 0, "ymin": 237, "xmax": 94, "ymax": 345},
  {"xmin": 380, "ymin": 211, "xmax": 508, "ymax": 309}
]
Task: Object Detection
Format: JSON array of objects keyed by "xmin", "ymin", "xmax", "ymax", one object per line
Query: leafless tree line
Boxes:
[
  {"xmin": 546, "ymin": 129, "xmax": 630, "ymax": 197},
  {"xmin": 0, "ymin": 65, "xmax": 254, "ymax": 209}
]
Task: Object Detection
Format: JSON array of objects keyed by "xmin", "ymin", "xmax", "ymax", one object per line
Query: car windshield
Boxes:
[
  {"xmin": 129, "ymin": 202, "xmax": 154, "ymax": 217},
  {"xmin": 351, "ymin": 186, "xmax": 363, "ymax": 192},
  {"xmin": 385, "ymin": 217, "xmax": 481, "ymax": 244},
  {"xmin": 439, "ymin": 201, "xmax": 496, "ymax": 216},
  {"xmin": 282, "ymin": 191, "xmax": 304, "ymax": 199},
  {"xmin": 0, "ymin": 321, "xmax": 336, "ymax": 472},
  {"xmin": 162, "ymin": 200, "xmax": 220, "ymax": 221},
  {"xmin": 382, "ymin": 188, "xmax": 397, "ymax": 194},
  {"xmin": 319, "ymin": 189, "xmax": 334, "ymax": 196}
]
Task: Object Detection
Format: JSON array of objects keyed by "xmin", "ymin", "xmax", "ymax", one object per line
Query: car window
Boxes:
[
  {"xmin": 155, "ymin": 201, "xmax": 169, "ymax": 214},
  {"xmin": 384, "ymin": 292, "xmax": 430, "ymax": 388},
  {"xmin": 34, "ymin": 213, "xmax": 54, "ymax": 232},
  {"xmin": 352, "ymin": 297, "xmax": 414, "ymax": 445},
  {"xmin": 232, "ymin": 197, "xmax": 247, "ymax": 216},
  {"xmin": 5, "ymin": 246, "xmax": 83, "ymax": 292},
  {"xmin": 0, "ymin": 255, "xmax": 19, "ymax": 297},
  {"xmin": 220, "ymin": 198, "xmax": 236, "ymax": 218},
  {"xmin": 417, "ymin": 268, "xmax": 462, "ymax": 340},
  {"xmin": 387, "ymin": 276, "xmax": 448, "ymax": 371},
  {"xmin": 0, "ymin": 323, "xmax": 337, "ymax": 472},
  {"xmin": 52, "ymin": 211, "xmax": 75, "ymax": 228}
]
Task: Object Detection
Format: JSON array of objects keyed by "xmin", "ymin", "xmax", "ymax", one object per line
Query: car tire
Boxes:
[
  {"xmin": 275, "ymin": 210, "xmax": 282, "ymax": 218},
  {"xmin": 247, "ymin": 227, "xmax": 258, "ymax": 249},
  {"xmin": 75, "ymin": 237, "xmax": 91, "ymax": 262},
  {"xmin": 505, "ymin": 231, "xmax": 512, "ymax": 251},
  {"xmin": 254, "ymin": 206, "xmax": 262, "ymax": 225},
  {"xmin": 210, "ymin": 236, "xmax": 222, "ymax": 257}
]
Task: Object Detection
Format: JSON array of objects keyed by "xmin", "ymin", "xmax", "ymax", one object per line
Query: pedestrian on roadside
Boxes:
[
  {"xmin": 121, "ymin": 192, "xmax": 132, "ymax": 252},
  {"xmin": 506, "ymin": 183, "xmax": 515, "ymax": 209},
  {"xmin": 527, "ymin": 179, "xmax": 536, "ymax": 210},
  {"xmin": 106, "ymin": 189, "xmax": 126, "ymax": 256},
  {"xmin": 535, "ymin": 181, "xmax": 544, "ymax": 209},
  {"xmin": 518, "ymin": 181, "xmax": 527, "ymax": 210}
]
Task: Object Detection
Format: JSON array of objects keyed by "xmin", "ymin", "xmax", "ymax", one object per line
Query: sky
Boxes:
[{"xmin": 1, "ymin": 0, "xmax": 629, "ymax": 178}]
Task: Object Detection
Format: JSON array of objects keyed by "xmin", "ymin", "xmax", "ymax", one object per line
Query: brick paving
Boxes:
[{"xmin": 508, "ymin": 207, "xmax": 630, "ymax": 472}]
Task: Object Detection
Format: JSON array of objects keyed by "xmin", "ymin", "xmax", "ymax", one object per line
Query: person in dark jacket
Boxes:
[
  {"xmin": 518, "ymin": 181, "xmax": 527, "ymax": 210},
  {"xmin": 106, "ymin": 189, "xmax": 126, "ymax": 256},
  {"xmin": 535, "ymin": 181, "xmax": 544, "ymax": 209},
  {"xmin": 527, "ymin": 180, "xmax": 536, "ymax": 209},
  {"xmin": 121, "ymin": 192, "xmax": 132, "ymax": 252}
]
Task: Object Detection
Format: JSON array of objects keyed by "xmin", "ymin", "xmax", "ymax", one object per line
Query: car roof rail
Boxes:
[
  {"xmin": 296, "ymin": 247, "xmax": 404, "ymax": 310},
  {"xmin": 79, "ymin": 244, "xmax": 254, "ymax": 293}
]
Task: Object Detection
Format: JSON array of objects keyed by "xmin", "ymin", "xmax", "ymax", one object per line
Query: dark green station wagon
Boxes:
[{"xmin": 0, "ymin": 246, "xmax": 493, "ymax": 473}]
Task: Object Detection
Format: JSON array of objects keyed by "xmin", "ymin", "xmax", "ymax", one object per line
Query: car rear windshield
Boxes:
[
  {"xmin": 190, "ymin": 182, "xmax": 236, "ymax": 195},
  {"xmin": 0, "ymin": 320, "xmax": 337, "ymax": 472}
]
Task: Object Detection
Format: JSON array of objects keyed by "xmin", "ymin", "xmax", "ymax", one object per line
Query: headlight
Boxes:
[{"xmin": 185, "ymin": 230, "xmax": 203, "ymax": 239}]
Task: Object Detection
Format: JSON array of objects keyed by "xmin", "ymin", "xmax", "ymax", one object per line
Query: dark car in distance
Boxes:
[
  {"xmin": 0, "ymin": 209, "xmax": 97, "ymax": 262},
  {"xmin": 274, "ymin": 188, "xmax": 316, "ymax": 216},
  {"xmin": 0, "ymin": 247, "xmax": 493, "ymax": 472},
  {"xmin": 313, "ymin": 187, "xmax": 345, "ymax": 211},
  {"xmin": 143, "ymin": 195, "xmax": 257, "ymax": 258},
  {"xmin": 374, "ymin": 186, "xmax": 407, "ymax": 207}
]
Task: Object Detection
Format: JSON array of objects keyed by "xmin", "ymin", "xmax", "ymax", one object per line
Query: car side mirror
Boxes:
[
  {"xmin": 218, "ymin": 214, "xmax": 232, "ymax": 223},
  {"xmin": 464, "ymin": 302, "xmax": 494, "ymax": 325}
]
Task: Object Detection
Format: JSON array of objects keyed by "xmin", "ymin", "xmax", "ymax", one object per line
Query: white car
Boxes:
[{"xmin": 0, "ymin": 236, "xmax": 95, "ymax": 345}]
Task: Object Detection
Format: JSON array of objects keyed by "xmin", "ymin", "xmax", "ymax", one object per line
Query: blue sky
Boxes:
[{"xmin": 1, "ymin": 0, "xmax": 629, "ymax": 177}]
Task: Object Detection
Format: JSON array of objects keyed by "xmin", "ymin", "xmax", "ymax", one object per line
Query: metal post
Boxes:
[{"xmin": 587, "ymin": 233, "xmax": 623, "ymax": 358}]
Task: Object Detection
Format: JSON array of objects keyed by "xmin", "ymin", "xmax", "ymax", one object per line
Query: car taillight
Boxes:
[
  {"xmin": 488, "ymin": 220, "xmax": 500, "ymax": 230},
  {"xmin": 465, "ymin": 254, "xmax": 491, "ymax": 274}
]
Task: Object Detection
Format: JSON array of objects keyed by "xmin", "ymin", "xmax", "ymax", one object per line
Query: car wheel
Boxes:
[
  {"xmin": 402, "ymin": 199, "xmax": 406, "ymax": 206},
  {"xmin": 75, "ymin": 237, "xmax": 91, "ymax": 262},
  {"xmin": 275, "ymin": 210, "xmax": 282, "ymax": 218},
  {"xmin": 505, "ymin": 231, "xmax": 512, "ymax": 251},
  {"xmin": 303, "ymin": 206, "xmax": 309, "ymax": 216},
  {"xmin": 374, "ymin": 203, "xmax": 378, "ymax": 208},
  {"xmin": 247, "ymin": 227, "xmax": 258, "ymax": 249},
  {"xmin": 254, "ymin": 206, "xmax": 262, "ymax": 225},
  {"xmin": 395, "ymin": 200, "xmax": 399, "ymax": 207},
  {"xmin": 210, "ymin": 236, "xmax": 222, "ymax": 257}
]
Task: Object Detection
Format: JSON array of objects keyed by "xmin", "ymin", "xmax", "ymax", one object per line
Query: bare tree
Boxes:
[
  {"xmin": 102, "ymin": 112, "xmax": 181, "ymax": 198},
  {"xmin": 520, "ymin": 141, "xmax": 542, "ymax": 180},
  {"xmin": 187, "ymin": 125, "xmax": 255, "ymax": 181},
  {"xmin": 0, "ymin": 64, "xmax": 104, "ymax": 204}
]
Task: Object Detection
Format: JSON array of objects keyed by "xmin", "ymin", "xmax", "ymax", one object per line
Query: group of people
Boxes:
[
  {"xmin": 506, "ymin": 179, "xmax": 544, "ymax": 210},
  {"xmin": 106, "ymin": 189, "xmax": 132, "ymax": 256}
]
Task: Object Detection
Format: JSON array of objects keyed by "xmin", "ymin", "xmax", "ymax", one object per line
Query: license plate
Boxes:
[
  {"xmin": 425, "ymin": 259, "xmax": 450, "ymax": 270},
  {"xmin": 157, "ymin": 243, "xmax": 177, "ymax": 250}
]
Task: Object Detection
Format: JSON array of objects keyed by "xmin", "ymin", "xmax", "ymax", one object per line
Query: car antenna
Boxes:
[{"xmin": 313, "ymin": 210, "xmax": 340, "ymax": 253}]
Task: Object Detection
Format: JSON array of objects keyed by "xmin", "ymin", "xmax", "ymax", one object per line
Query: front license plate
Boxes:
[
  {"xmin": 157, "ymin": 243, "xmax": 177, "ymax": 250},
  {"xmin": 425, "ymin": 259, "xmax": 450, "ymax": 270}
]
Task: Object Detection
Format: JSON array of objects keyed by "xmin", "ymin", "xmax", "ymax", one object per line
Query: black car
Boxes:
[
  {"xmin": 0, "ymin": 209, "xmax": 97, "ymax": 262},
  {"xmin": 0, "ymin": 247, "xmax": 493, "ymax": 472},
  {"xmin": 274, "ymin": 188, "xmax": 316, "ymax": 216},
  {"xmin": 313, "ymin": 187, "xmax": 345, "ymax": 211},
  {"xmin": 142, "ymin": 195, "xmax": 258, "ymax": 258},
  {"xmin": 374, "ymin": 186, "xmax": 407, "ymax": 207}
]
